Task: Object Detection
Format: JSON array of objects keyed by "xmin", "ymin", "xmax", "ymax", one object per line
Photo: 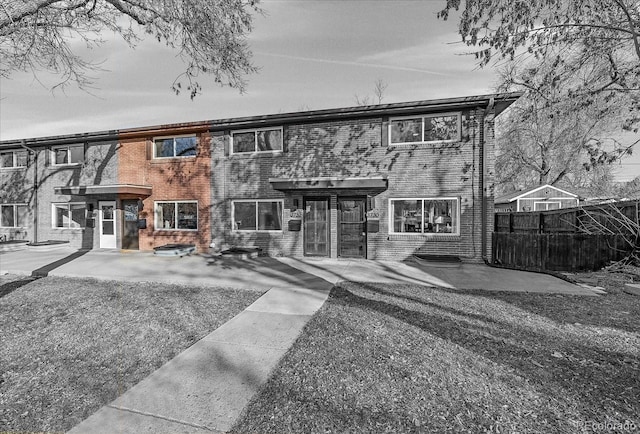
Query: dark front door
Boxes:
[
  {"xmin": 122, "ymin": 199, "xmax": 139, "ymax": 250},
  {"xmin": 338, "ymin": 197, "xmax": 366, "ymax": 258},
  {"xmin": 304, "ymin": 198, "xmax": 329, "ymax": 256}
]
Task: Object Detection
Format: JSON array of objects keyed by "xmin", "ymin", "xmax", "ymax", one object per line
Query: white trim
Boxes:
[
  {"xmin": 98, "ymin": 200, "xmax": 117, "ymax": 249},
  {"xmin": 509, "ymin": 184, "xmax": 578, "ymax": 202},
  {"xmin": 152, "ymin": 134, "xmax": 197, "ymax": 159},
  {"xmin": 52, "ymin": 202, "xmax": 86, "ymax": 229},
  {"xmin": 51, "ymin": 144, "xmax": 84, "ymax": 166},
  {"xmin": 388, "ymin": 197, "xmax": 460, "ymax": 236},
  {"xmin": 0, "ymin": 150, "xmax": 27, "ymax": 169},
  {"xmin": 388, "ymin": 112, "xmax": 461, "ymax": 146},
  {"xmin": 0, "ymin": 203, "xmax": 28, "ymax": 228},
  {"xmin": 231, "ymin": 199, "xmax": 284, "ymax": 232},
  {"xmin": 154, "ymin": 200, "xmax": 198, "ymax": 231},
  {"xmin": 230, "ymin": 126, "xmax": 284, "ymax": 155}
]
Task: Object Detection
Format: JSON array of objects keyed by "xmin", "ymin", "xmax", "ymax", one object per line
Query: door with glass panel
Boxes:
[
  {"xmin": 338, "ymin": 197, "xmax": 366, "ymax": 258},
  {"xmin": 304, "ymin": 198, "xmax": 329, "ymax": 256},
  {"xmin": 98, "ymin": 201, "xmax": 117, "ymax": 249},
  {"xmin": 122, "ymin": 199, "xmax": 140, "ymax": 250}
]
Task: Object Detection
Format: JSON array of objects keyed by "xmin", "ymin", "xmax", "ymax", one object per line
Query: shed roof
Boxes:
[{"xmin": 494, "ymin": 184, "xmax": 579, "ymax": 204}]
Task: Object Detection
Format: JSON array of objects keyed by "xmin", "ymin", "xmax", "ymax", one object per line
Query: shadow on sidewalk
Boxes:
[{"xmin": 31, "ymin": 249, "xmax": 91, "ymax": 278}]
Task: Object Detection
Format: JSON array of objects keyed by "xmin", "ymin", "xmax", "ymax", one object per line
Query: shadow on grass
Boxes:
[
  {"xmin": 334, "ymin": 283, "xmax": 639, "ymax": 421},
  {"xmin": 0, "ymin": 277, "xmax": 39, "ymax": 298}
]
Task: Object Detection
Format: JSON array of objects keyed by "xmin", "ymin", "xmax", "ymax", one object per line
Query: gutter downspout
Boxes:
[
  {"xmin": 20, "ymin": 140, "xmax": 38, "ymax": 243},
  {"xmin": 480, "ymin": 97, "xmax": 495, "ymax": 263}
]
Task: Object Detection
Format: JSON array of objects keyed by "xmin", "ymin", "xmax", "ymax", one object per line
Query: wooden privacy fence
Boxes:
[{"xmin": 493, "ymin": 200, "xmax": 639, "ymax": 271}]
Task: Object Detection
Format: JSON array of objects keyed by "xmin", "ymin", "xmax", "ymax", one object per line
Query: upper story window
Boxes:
[
  {"xmin": 389, "ymin": 113, "xmax": 461, "ymax": 145},
  {"xmin": 0, "ymin": 150, "xmax": 28, "ymax": 169},
  {"xmin": 389, "ymin": 197, "xmax": 459, "ymax": 235},
  {"xmin": 1, "ymin": 204, "xmax": 28, "ymax": 228},
  {"xmin": 153, "ymin": 135, "xmax": 197, "ymax": 158},
  {"xmin": 231, "ymin": 127, "xmax": 283, "ymax": 154},
  {"xmin": 52, "ymin": 144, "xmax": 84, "ymax": 166}
]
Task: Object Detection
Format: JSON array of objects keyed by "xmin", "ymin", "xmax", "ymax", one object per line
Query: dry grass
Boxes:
[
  {"xmin": 232, "ymin": 282, "xmax": 640, "ymax": 433},
  {"xmin": 0, "ymin": 275, "xmax": 265, "ymax": 433}
]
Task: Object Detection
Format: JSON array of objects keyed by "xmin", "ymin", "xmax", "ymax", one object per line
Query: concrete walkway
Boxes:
[{"xmin": 69, "ymin": 279, "xmax": 332, "ymax": 433}]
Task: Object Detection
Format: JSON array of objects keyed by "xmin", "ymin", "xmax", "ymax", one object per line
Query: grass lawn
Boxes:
[
  {"xmin": 0, "ymin": 275, "xmax": 265, "ymax": 433},
  {"xmin": 232, "ymin": 282, "xmax": 640, "ymax": 433}
]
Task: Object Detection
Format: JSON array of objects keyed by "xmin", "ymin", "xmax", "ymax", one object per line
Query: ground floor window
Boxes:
[
  {"xmin": 52, "ymin": 203, "xmax": 86, "ymax": 228},
  {"xmin": 232, "ymin": 200, "xmax": 283, "ymax": 231},
  {"xmin": 390, "ymin": 198, "xmax": 459, "ymax": 235},
  {"xmin": 1, "ymin": 204, "xmax": 28, "ymax": 228},
  {"xmin": 155, "ymin": 201, "xmax": 198, "ymax": 230}
]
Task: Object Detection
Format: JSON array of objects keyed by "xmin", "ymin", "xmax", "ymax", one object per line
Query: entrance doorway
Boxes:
[
  {"xmin": 338, "ymin": 197, "xmax": 366, "ymax": 258},
  {"xmin": 304, "ymin": 197, "xmax": 329, "ymax": 256},
  {"xmin": 122, "ymin": 199, "xmax": 140, "ymax": 250},
  {"xmin": 98, "ymin": 201, "xmax": 117, "ymax": 249}
]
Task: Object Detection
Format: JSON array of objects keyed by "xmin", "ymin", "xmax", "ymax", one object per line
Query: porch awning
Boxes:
[
  {"xmin": 54, "ymin": 184, "xmax": 153, "ymax": 196},
  {"xmin": 269, "ymin": 175, "xmax": 388, "ymax": 191}
]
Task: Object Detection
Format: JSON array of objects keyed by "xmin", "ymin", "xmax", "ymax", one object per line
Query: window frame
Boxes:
[
  {"xmin": 51, "ymin": 144, "xmax": 85, "ymax": 166},
  {"xmin": 388, "ymin": 197, "xmax": 460, "ymax": 236},
  {"xmin": 0, "ymin": 203, "xmax": 28, "ymax": 228},
  {"xmin": 51, "ymin": 202, "xmax": 87, "ymax": 229},
  {"xmin": 231, "ymin": 199, "xmax": 284, "ymax": 232},
  {"xmin": 230, "ymin": 127, "xmax": 284, "ymax": 155},
  {"xmin": 388, "ymin": 112, "xmax": 461, "ymax": 146},
  {"xmin": 0, "ymin": 150, "xmax": 28, "ymax": 169},
  {"xmin": 533, "ymin": 201, "xmax": 562, "ymax": 211},
  {"xmin": 154, "ymin": 200, "xmax": 199, "ymax": 231},
  {"xmin": 152, "ymin": 134, "xmax": 198, "ymax": 159}
]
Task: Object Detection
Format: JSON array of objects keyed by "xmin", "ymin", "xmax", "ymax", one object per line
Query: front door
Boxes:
[
  {"xmin": 304, "ymin": 198, "xmax": 329, "ymax": 256},
  {"xmin": 98, "ymin": 201, "xmax": 117, "ymax": 249},
  {"xmin": 122, "ymin": 200, "xmax": 140, "ymax": 250},
  {"xmin": 338, "ymin": 197, "xmax": 366, "ymax": 258}
]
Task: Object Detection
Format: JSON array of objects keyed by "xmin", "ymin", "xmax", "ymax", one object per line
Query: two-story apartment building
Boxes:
[{"xmin": 0, "ymin": 92, "xmax": 520, "ymax": 262}]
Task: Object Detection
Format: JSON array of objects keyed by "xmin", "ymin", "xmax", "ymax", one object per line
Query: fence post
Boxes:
[
  {"xmin": 539, "ymin": 212, "xmax": 544, "ymax": 234},
  {"xmin": 509, "ymin": 213, "xmax": 514, "ymax": 233}
]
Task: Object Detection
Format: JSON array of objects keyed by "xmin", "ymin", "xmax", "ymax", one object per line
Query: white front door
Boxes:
[{"xmin": 99, "ymin": 201, "xmax": 117, "ymax": 249}]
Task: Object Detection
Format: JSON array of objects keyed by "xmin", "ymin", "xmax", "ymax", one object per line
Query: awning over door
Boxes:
[
  {"xmin": 54, "ymin": 184, "xmax": 152, "ymax": 196},
  {"xmin": 269, "ymin": 176, "xmax": 387, "ymax": 191}
]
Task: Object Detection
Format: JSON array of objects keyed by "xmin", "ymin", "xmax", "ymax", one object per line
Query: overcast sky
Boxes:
[{"xmin": 0, "ymin": 0, "xmax": 638, "ymax": 181}]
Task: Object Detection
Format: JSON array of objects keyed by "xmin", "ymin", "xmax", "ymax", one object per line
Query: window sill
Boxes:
[
  {"xmin": 150, "ymin": 156, "xmax": 197, "ymax": 163},
  {"xmin": 52, "ymin": 227, "xmax": 85, "ymax": 231},
  {"xmin": 0, "ymin": 167, "xmax": 27, "ymax": 171},
  {"xmin": 152, "ymin": 229, "xmax": 199, "ymax": 234},
  {"xmin": 232, "ymin": 229, "xmax": 283, "ymax": 233},
  {"xmin": 228, "ymin": 151, "xmax": 283, "ymax": 159},
  {"xmin": 49, "ymin": 163, "xmax": 83, "ymax": 169},
  {"xmin": 388, "ymin": 233, "xmax": 460, "ymax": 241}
]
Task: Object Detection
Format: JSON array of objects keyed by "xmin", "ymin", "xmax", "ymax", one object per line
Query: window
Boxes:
[
  {"xmin": 231, "ymin": 128, "xmax": 283, "ymax": 154},
  {"xmin": 534, "ymin": 202, "xmax": 561, "ymax": 211},
  {"xmin": 389, "ymin": 198, "xmax": 459, "ymax": 235},
  {"xmin": 153, "ymin": 135, "xmax": 197, "ymax": 158},
  {"xmin": 52, "ymin": 144, "xmax": 84, "ymax": 165},
  {"xmin": 0, "ymin": 150, "xmax": 28, "ymax": 169},
  {"xmin": 389, "ymin": 113, "xmax": 460, "ymax": 145},
  {"xmin": 0, "ymin": 204, "xmax": 28, "ymax": 227},
  {"xmin": 232, "ymin": 200, "xmax": 283, "ymax": 231},
  {"xmin": 154, "ymin": 201, "xmax": 198, "ymax": 230},
  {"xmin": 52, "ymin": 203, "xmax": 86, "ymax": 228}
]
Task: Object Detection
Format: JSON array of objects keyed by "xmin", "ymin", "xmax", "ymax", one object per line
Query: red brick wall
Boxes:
[{"xmin": 118, "ymin": 132, "xmax": 211, "ymax": 253}]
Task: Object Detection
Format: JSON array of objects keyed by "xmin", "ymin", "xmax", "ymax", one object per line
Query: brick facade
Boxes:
[
  {"xmin": 118, "ymin": 131, "xmax": 212, "ymax": 253},
  {"xmin": 1, "ymin": 93, "xmax": 519, "ymax": 260}
]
